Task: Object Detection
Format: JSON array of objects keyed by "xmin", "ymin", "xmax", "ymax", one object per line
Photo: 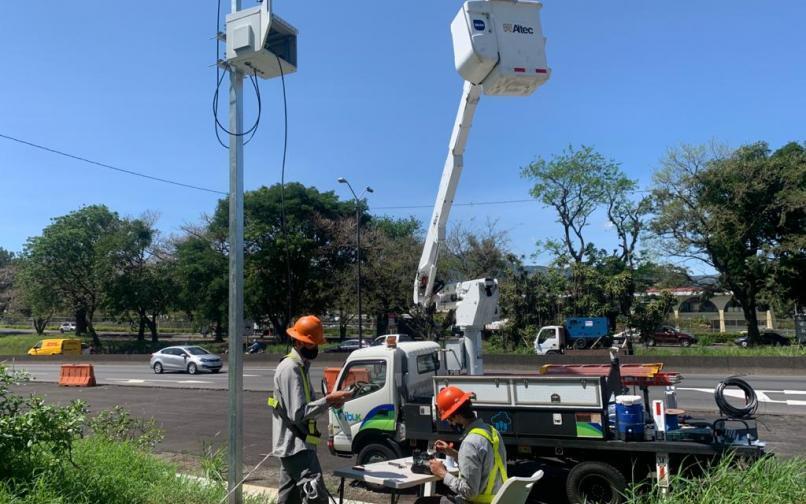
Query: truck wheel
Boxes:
[
  {"xmin": 574, "ymin": 339, "xmax": 587, "ymax": 350},
  {"xmin": 566, "ymin": 461, "xmax": 626, "ymax": 504},
  {"xmin": 358, "ymin": 443, "xmax": 398, "ymax": 491}
]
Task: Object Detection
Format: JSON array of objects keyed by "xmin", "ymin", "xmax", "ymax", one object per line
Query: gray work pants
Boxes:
[{"xmin": 278, "ymin": 449, "xmax": 329, "ymax": 504}]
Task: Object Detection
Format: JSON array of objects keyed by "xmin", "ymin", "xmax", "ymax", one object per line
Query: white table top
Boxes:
[{"xmin": 333, "ymin": 456, "xmax": 456, "ymax": 490}]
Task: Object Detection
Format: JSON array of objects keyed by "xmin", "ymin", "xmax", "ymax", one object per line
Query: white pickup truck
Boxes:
[{"xmin": 325, "ymin": 340, "xmax": 765, "ymax": 504}]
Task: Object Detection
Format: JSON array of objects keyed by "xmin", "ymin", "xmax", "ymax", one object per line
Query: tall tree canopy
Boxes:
[
  {"xmin": 650, "ymin": 141, "xmax": 806, "ymax": 339},
  {"xmin": 210, "ymin": 183, "xmax": 355, "ymax": 339},
  {"xmin": 19, "ymin": 205, "xmax": 128, "ymax": 345}
]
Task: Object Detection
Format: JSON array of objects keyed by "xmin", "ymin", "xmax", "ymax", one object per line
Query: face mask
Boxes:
[{"xmin": 299, "ymin": 345, "xmax": 319, "ymax": 360}]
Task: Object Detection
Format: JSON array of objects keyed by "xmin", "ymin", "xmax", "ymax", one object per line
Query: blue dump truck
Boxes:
[{"xmin": 534, "ymin": 317, "xmax": 611, "ymax": 354}]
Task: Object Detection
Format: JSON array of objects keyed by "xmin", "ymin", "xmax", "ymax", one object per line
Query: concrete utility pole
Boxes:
[{"xmin": 227, "ymin": 1, "xmax": 244, "ymax": 503}]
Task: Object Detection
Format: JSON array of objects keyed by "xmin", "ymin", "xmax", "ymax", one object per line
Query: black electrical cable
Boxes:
[
  {"xmin": 276, "ymin": 53, "xmax": 293, "ymax": 329},
  {"xmin": 213, "ymin": 0, "xmax": 261, "ymax": 147},
  {"xmin": 714, "ymin": 376, "xmax": 758, "ymax": 419},
  {"xmin": 0, "ymin": 133, "xmax": 227, "ymax": 195},
  {"xmin": 213, "ymin": 68, "xmax": 262, "ymax": 141}
]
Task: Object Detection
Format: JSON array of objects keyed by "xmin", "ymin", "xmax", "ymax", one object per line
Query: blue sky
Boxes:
[{"xmin": 1, "ymin": 1, "xmax": 804, "ymax": 272}]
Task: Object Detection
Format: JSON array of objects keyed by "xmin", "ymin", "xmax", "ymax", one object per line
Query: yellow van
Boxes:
[{"xmin": 27, "ymin": 338, "xmax": 82, "ymax": 356}]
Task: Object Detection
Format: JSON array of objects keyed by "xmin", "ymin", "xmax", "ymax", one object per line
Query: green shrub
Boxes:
[
  {"xmin": 200, "ymin": 439, "xmax": 228, "ymax": 483},
  {"xmin": 0, "ymin": 365, "xmax": 86, "ymax": 483},
  {"xmin": 88, "ymin": 405, "xmax": 164, "ymax": 450},
  {"xmin": 1, "ymin": 437, "xmax": 266, "ymax": 504},
  {"xmin": 626, "ymin": 455, "xmax": 806, "ymax": 504}
]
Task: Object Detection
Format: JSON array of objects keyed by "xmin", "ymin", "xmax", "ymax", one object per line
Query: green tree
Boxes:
[
  {"xmin": 629, "ymin": 291, "xmax": 676, "ymax": 343},
  {"xmin": 0, "ymin": 249, "xmax": 15, "ymax": 320},
  {"xmin": 0, "ymin": 247, "xmax": 13, "ymax": 268},
  {"xmin": 440, "ymin": 220, "xmax": 510, "ymax": 282},
  {"xmin": 522, "ymin": 146, "xmax": 647, "ymax": 321},
  {"xmin": 361, "ymin": 217, "xmax": 422, "ymax": 336},
  {"xmin": 209, "ymin": 183, "xmax": 353, "ymax": 339},
  {"xmin": 174, "ymin": 234, "xmax": 228, "ymax": 341},
  {"xmin": 650, "ymin": 141, "xmax": 806, "ymax": 339},
  {"xmin": 498, "ymin": 257, "xmax": 565, "ymax": 349},
  {"xmin": 13, "ymin": 258, "xmax": 60, "ymax": 334},
  {"xmin": 19, "ymin": 205, "xmax": 126, "ymax": 346},
  {"xmin": 522, "ymin": 145, "xmax": 626, "ymax": 263},
  {"xmin": 104, "ymin": 219, "xmax": 177, "ymax": 342}
]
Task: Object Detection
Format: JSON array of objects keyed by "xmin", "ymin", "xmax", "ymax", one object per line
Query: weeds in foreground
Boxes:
[{"xmin": 624, "ymin": 455, "xmax": 806, "ymax": 504}]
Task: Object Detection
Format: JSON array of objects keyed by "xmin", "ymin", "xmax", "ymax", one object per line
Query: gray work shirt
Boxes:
[
  {"xmin": 271, "ymin": 348, "xmax": 329, "ymax": 458},
  {"xmin": 442, "ymin": 419, "xmax": 507, "ymax": 504}
]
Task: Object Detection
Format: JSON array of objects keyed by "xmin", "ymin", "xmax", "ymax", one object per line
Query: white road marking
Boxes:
[
  {"xmin": 677, "ymin": 387, "xmax": 806, "ymax": 407},
  {"xmin": 178, "ymin": 380, "xmax": 211, "ymax": 384}
]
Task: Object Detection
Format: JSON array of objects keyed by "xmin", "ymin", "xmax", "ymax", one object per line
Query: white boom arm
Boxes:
[
  {"xmin": 412, "ymin": 0, "xmax": 550, "ymax": 375},
  {"xmin": 413, "ymin": 80, "xmax": 481, "ymax": 309}
]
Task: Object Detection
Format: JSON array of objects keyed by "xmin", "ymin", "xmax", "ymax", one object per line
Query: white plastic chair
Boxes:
[{"xmin": 490, "ymin": 470, "xmax": 544, "ymax": 504}]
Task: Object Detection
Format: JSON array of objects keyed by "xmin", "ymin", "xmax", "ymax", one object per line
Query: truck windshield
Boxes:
[
  {"xmin": 537, "ymin": 329, "xmax": 552, "ymax": 344},
  {"xmin": 338, "ymin": 360, "xmax": 387, "ymax": 399}
]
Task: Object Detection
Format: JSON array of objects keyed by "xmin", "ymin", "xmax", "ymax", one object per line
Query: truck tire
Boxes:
[
  {"xmin": 357, "ymin": 442, "xmax": 399, "ymax": 491},
  {"xmin": 566, "ymin": 461, "xmax": 626, "ymax": 504},
  {"xmin": 574, "ymin": 338, "xmax": 587, "ymax": 350}
]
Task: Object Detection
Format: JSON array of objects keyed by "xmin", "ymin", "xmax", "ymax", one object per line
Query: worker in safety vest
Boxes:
[
  {"xmin": 269, "ymin": 315, "xmax": 352, "ymax": 504},
  {"xmin": 416, "ymin": 386, "xmax": 508, "ymax": 504}
]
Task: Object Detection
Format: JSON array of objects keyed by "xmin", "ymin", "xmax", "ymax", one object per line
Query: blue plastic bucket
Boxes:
[{"xmin": 616, "ymin": 395, "xmax": 645, "ymax": 441}]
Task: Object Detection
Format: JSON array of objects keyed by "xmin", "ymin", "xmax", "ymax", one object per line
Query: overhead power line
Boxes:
[
  {"xmin": 374, "ymin": 198, "xmax": 536, "ymax": 210},
  {"xmin": 0, "ymin": 133, "xmax": 227, "ymax": 195}
]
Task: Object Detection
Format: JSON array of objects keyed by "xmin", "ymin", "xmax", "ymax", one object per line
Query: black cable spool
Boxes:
[{"xmin": 714, "ymin": 377, "xmax": 758, "ymax": 419}]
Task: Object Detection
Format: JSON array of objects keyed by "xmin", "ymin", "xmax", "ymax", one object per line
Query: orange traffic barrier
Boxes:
[{"xmin": 58, "ymin": 363, "xmax": 96, "ymax": 387}]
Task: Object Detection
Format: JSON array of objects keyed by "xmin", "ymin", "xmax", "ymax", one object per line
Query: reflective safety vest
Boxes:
[
  {"xmin": 267, "ymin": 351, "xmax": 320, "ymax": 446},
  {"xmin": 466, "ymin": 426, "xmax": 507, "ymax": 504}
]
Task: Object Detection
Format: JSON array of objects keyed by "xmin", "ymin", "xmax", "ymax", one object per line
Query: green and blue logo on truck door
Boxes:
[
  {"xmin": 359, "ymin": 404, "xmax": 396, "ymax": 432},
  {"xmin": 575, "ymin": 413, "xmax": 604, "ymax": 438}
]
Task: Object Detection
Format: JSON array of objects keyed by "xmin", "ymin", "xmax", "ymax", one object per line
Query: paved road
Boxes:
[{"xmin": 10, "ymin": 361, "xmax": 806, "ymax": 416}]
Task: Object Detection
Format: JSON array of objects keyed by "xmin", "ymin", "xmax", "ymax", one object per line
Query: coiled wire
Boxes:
[{"xmin": 714, "ymin": 377, "xmax": 758, "ymax": 419}]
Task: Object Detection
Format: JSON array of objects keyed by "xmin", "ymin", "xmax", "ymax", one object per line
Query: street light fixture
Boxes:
[{"xmin": 338, "ymin": 177, "xmax": 373, "ymax": 348}]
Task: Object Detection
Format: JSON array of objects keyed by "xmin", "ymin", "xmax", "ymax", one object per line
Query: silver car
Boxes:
[{"xmin": 150, "ymin": 346, "xmax": 222, "ymax": 375}]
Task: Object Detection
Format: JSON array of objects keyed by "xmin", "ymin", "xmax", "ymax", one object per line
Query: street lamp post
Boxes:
[{"xmin": 338, "ymin": 177, "xmax": 373, "ymax": 348}]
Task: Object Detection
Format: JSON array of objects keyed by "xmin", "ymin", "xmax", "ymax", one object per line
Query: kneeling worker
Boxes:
[
  {"xmin": 417, "ymin": 386, "xmax": 508, "ymax": 504},
  {"xmin": 269, "ymin": 315, "xmax": 353, "ymax": 504}
]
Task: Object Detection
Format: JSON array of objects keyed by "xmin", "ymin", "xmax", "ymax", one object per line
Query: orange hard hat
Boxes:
[
  {"xmin": 287, "ymin": 315, "xmax": 326, "ymax": 346},
  {"xmin": 436, "ymin": 386, "xmax": 473, "ymax": 421}
]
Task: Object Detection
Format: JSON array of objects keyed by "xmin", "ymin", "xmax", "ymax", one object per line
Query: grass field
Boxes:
[
  {"xmin": 0, "ymin": 333, "xmax": 46, "ymax": 355},
  {"xmin": 625, "ymin": 456, "xmax": 806, "ymax": 504}
]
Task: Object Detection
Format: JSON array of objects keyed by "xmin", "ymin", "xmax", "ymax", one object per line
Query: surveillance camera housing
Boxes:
[{"xmin": 225, "ymin": 1, "xmax": 297, "ymax": 79}]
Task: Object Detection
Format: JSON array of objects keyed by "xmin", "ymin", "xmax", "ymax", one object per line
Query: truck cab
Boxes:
[
  {"xmin": 534, "ymin": 325, "xmax": 565, "ymax": 355},
  {"xmin": 327, "ymin": 341, "xmax": 441, "ymax": 463}
]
